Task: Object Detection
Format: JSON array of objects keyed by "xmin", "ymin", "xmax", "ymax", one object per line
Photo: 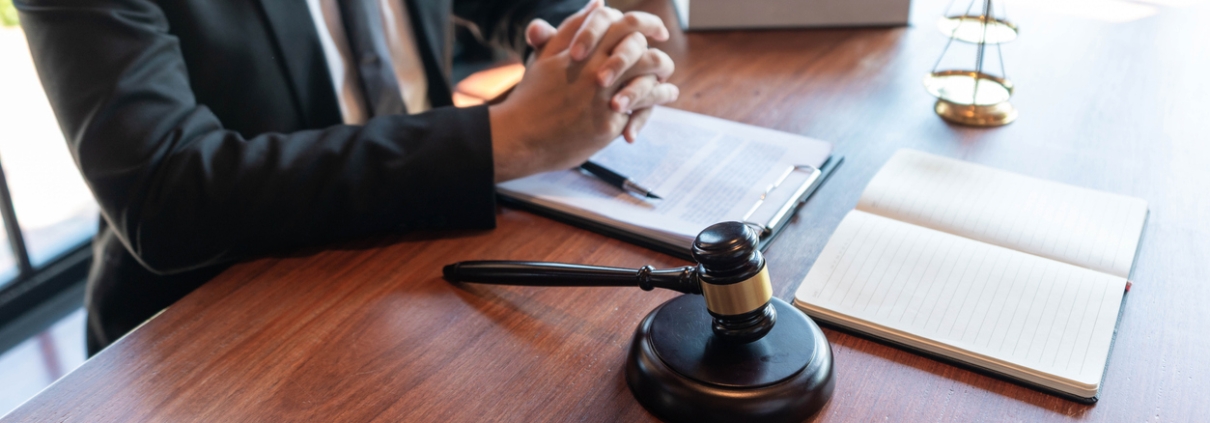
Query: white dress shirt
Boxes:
[{"xmin": 305, "ymin": 0, "xmax": 431, "ymax": 124}]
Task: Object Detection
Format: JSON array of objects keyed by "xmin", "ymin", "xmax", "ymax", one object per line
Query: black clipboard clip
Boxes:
[{"xmin": 741, "ymin": 165, "xmax": 822, "ymax": 236}]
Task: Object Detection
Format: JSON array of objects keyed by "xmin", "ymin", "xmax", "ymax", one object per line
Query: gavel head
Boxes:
[{"xmin": 691, "ymin": 221, "xmax": 776, "ymax": 343}]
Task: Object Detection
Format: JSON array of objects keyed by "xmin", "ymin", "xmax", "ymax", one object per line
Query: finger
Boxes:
[
  {"xmin": 559, "ymin": 0, "xmax": 603, "ymax": 32},
  {"xmin": 597, "ymin": 32, "xmax": 647, "ymax": 87},
  {"xmin": 583, "ymin": 11, "xmax": 669, "ymax": 64},
  {"xmin": 569, "ymin": 7, "xmax": 624, "ymax": 61},
  {"xmin": 625, "ymin": 82, "xmax": 679, "ymax": 112},
  {"xmin": 623, "ymin": 107, "xmax": 655, "ymax": 143},
  {"xmin": 611, "ymin": 75, "xmax": 658, "ymax": 113},
  {"xmin": 618, "ymin": 48, "xmax": 675, "ymax": 83},
  {"xmin": 615, "ymin": 11, "xmax": 669, "ymax": 43},
  {"xmin": 540, "ymin": 0, "xmax": 602, "ymax": 59},
  {"xmin": 525, "ymin": 19, "xmax": 558, "ymax": 48}
]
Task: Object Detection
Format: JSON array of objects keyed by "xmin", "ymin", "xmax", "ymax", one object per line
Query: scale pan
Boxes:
[
  {"xmin": 924, "ymin": 70, "xmax": 1013, "ymax": 106},
  {"xmin": 938, "ymin": 15, "xmax": 1018, "ymax": 44}
]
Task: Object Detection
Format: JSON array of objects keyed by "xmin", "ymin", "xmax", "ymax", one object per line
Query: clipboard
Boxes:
[{"xmin": 498, "ymin": 155, "xmax": 843, "ymax": 261}]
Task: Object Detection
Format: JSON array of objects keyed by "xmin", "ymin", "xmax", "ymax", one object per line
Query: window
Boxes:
[{"xmin": 0, "ymin": 0, "xmax": 96, "ymax": 329}]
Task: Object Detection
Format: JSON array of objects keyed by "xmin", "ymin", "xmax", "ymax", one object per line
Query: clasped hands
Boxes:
[{"xmin": 490, "ymin": 0, "xmax": 678, "ymax": 182}]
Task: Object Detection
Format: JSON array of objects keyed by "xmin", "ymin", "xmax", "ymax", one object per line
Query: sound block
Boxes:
[{"xmin": 626, "ymin": 295, "xmax": 834, "ymax": 422}]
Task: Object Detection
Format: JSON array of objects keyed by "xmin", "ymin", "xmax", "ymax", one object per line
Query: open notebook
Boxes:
[
  {"xmin": 793, "ymin": 149, "xmax": 1148, "ymax": 402},
  {"xmin": 498, "ymin": 107, "xmax": 836, "ymax": 259}
]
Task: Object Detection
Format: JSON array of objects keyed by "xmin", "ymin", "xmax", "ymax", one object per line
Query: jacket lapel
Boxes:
[{"xmin": 255, "ymin": 0, "xmax": 343, "ymax": 128}]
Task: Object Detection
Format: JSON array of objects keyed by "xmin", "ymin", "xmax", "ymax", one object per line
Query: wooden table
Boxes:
[{"xmin": 8, "ymin": 0, "xmax": 1209, "ymax": 421}]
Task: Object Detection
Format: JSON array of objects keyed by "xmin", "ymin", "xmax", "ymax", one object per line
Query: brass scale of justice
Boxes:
[
  {"xmin": 925, "ymin": 0, "xmax": 1020, "ymax": 126},
  {"xmin": 439, "ymin": 3, "xmax": 1019, "ymax": 421}
]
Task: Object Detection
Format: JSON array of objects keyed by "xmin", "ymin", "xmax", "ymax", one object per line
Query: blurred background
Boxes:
[{"xmin": 0, "ymin": 0, "xmax": 97, "ymax": 415}]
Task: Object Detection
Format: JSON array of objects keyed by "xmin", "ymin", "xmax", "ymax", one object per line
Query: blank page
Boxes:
[
  {"xmin": 795, "ymin": 211, "xmax": 1126, "ymax": 396},
  {"xmin": 856, "ymin": 150, "xmax": 1147, "ymax": 278}
]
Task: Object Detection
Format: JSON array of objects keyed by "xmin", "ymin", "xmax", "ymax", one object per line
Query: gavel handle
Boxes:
[{"xmin": 443, "ymin": 261, "xmax": 702, "ymax": 295}]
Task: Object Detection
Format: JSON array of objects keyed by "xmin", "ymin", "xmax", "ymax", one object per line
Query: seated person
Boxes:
[{"xmin": 15, "ymin": 0, "xmax": 678, "ymax": 354}]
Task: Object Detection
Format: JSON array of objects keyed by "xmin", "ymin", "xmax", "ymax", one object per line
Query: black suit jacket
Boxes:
[{"xmin": 16, "ymin": 0, "xmax": 582, "ymax": 354}]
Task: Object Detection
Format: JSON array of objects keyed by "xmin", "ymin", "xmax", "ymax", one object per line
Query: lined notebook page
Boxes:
[
  {"xmin": 795, "ymin": 211, "xmax": 1126, "ymax": 394},
  {"xmin": 856, "ymin": 150, "xmax": 1148, "ymax": 279}
]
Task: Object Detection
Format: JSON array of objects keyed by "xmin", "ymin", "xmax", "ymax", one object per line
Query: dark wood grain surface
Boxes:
[{"xmin": 8, "ymin": 0, "xmax": 1209, "ymax": 421}]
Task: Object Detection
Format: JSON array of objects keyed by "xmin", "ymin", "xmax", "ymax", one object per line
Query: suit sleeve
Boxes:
[
  {"xmin": 16, "ymin": 0, "xmax": 497, "ymax": 275},
  {"xmin": 452, "ymin": 0, "xmax": 587, "ymax": 56}
]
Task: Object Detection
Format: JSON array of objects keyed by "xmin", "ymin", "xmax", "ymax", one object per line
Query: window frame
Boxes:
[{"xmin": 0, "ymin": 158, "xmax": 91, "ymax": 328}]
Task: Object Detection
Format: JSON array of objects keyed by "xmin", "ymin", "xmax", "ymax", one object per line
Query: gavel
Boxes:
[
  {"xmin": 443, "ymin": 222, "xmax": 833, "ymax": 423},
  {"xmin": 444, "ymin": 221, "xmax": 777, "ymax": 343}
]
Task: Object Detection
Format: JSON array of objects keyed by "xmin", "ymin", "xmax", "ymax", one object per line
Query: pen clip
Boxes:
[{"xmin": 741, "ymin": 165, "xmax": 820, "ymax": 236}]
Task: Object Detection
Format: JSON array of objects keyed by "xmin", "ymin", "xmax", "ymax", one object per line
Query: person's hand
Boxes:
[
  {"xmin": 525, "ymin": 0, "xmax": 668, "ymax": 68},
  {"xmin": 489, "ymin": 9, "xmax": 677, "ymax": 182},
  {"xmin": 525, "ymin": 1, "xmax": 675, "ymax": 142}
]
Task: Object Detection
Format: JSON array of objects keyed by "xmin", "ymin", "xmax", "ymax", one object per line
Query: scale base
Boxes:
[
  {"xmin": 935, "ymin": 99, "xmax": 1018, "ymax": 126},
  {"xmin": 626, "ymin": 296, "xmax": 834, "ymax": 423}
]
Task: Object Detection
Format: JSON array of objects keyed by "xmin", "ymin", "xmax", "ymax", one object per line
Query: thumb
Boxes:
[
  {"xmin": 525, "ymin": 19, "xmax": 558, "ymax": 48},
  {"xmin": 538, "ymin": 0, "xmax": 602, "ymax": 59}
]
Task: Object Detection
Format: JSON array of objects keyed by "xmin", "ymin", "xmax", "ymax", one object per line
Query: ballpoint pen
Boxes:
[{"xmin": 579, "ymin": 161, "xmax": 663, "ymax": 199}]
